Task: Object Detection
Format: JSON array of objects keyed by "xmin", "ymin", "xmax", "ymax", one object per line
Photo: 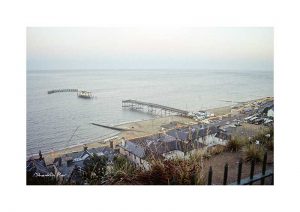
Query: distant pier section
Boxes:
[
  {"xmin": 47, "ymin": 89, "xmax": 78, "ymax": 94},
  {"xmin": 122, "ymin": 99, "xmax": 189, "ymax": 116}
]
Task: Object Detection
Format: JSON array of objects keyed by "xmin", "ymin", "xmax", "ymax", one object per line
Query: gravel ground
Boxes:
[{"xmin": 202, "ymin": 151, "xmax": 274, "ymax": 185}]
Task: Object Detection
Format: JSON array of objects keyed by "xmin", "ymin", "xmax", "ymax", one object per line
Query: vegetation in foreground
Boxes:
[
  {"xmin": 226, "ymin": 127, "xmax": 274, "ymax": 163},
  {"xmin": 243, "ymin": 144, "xmax": 265, "ymax": 162}
]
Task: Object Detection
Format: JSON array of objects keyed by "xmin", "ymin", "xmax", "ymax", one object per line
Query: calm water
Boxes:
[{"xmin": 27, "ymin": 69, "xmax": 273, "ymax": 156}]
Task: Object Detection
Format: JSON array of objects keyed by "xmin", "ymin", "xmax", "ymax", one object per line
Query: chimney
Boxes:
[
  {"xmin": 83, "ymin": 145, "xmax": 88, "ymax": 152},
  {"xmin": 121, "ymin": 138, "xmax": 125, "ymax": 146},
  {"xmin": 39, "ymin": 150, "xmax": 43, "ymax": 160}
]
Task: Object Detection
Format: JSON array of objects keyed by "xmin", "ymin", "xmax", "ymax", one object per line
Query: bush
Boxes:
[
  {"xmin": 243, "ymin": 144, "xmax": 264, "ymax": 162},
  {"xmin": 112, "ymin": 155, "xmax": 136, "ymax": 174},
  {"xmin": 264, "ymin": 140, "xmax": 274, "ymax": 151},
  {"xmin": 83, "ymin": 154, "xmax": 108, "ymax": 185},
  {"xmin": 107, "ymin": 156, "xmax": 206, "ymax": 185},
  {"xmin": 133, "ymin": 158, "xmax": 206, "ymax": 185},
  {"xmin": 104, "ymin": 155, "xmax": 139, "ymax": 185},
  {"xmin": 226, "ymin": 137, "xmax": 246, "ymax": 152},
  {"xmin": 209, "ymin": 145, "xmax": 226, "ymax": 155},
  {"xmin": 250, "ymin": 127, "xmax": 274, "ymax": 151}
]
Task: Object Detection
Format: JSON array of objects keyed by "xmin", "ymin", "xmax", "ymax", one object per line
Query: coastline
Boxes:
[
  {"xmin": 39, "ymin": 96, "xmax": 273, "ymax": 164},
  {"xmin": 41, "ymin": 115, "xmax": 196, "ymax": 164}
]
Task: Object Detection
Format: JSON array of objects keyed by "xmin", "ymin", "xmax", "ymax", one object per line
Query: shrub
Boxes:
[
  {"xmin": 112, "ymin": 155, "xmax": 136, "ymax": 174},
  {"xmin": 83, "ymin": 154, "xmax": 108, "ymax": 185},
  {"xmin": 264, "ymin": 140, "xmax": 274, "ymax": 151},
  {"xmin": 133, "ymin": 158, "xmax": 206, "ymax": 185},
  {"xmin": 209, "ymin": 145, "xmax": 226, "ymax": 155},
  {"xmin": 243, "ymin": 144, "xmax": 264, "ymax": 162},
  {"xmin": 104, "ymin": 155, "xmax": 139, "ymax": 184},
  {"xmin": 108, "ymin": 156, "xmax": 206, "ymax": 185},
  {"xmin": 250, "ymin": 127, "xmax": 274, "ymax": 151},
  {"xmin": 226, "ymin": 137, "xmax": 246, "ymax": 152}
]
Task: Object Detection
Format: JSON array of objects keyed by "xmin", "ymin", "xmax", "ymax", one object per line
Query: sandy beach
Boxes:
[{"xmin": 42, "ymin": 115, "xmax": 197, "ymax": 164}]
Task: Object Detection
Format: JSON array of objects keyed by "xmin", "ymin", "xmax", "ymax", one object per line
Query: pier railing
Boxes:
[{"xmin": 122, "ymin": 99, "xmax": 189, "ymax": 116}]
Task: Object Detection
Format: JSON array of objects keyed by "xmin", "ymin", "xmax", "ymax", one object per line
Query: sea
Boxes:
[{"xmin": 27, "ymin": 69, "xmax": 273, "ymax": 156}]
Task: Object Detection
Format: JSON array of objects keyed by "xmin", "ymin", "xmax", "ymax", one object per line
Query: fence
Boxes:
[{"xmin": 207, "ymin": 152, "xmax": 273, "ymax": 185}]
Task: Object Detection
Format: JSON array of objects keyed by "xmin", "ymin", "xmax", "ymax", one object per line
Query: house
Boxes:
[
  {"xmin": 27, "ymin": 151, "xmax": 56, "ymax": 184},
  {"xmin": 267, "ymin": 107, "xmax": 274, "ymax": 118},
  {"xmin": 27, "ymin": 151, "xmax": 53, "ymax": 177},
  {"xmin": 119, "ymin": 140, "xmax": 151, "ymax": 170},
  {"xmin": 214, "ymin": 131, "xmax": 231, "ymax": 145},
  {"xmin": 119, "ymin": 125, "xmax": 231, "ymax": 169},
  {"xmin": 189, "ymin": 125, "xmax": 230, "ymax": 147},
  {"xmin": 166, "ymin": 127, "xmax": 206, "ymax": 154},
  {"xmin": 52, "ymin": 146, "xmax": 115, "ymax": 183},
  {"xmin": 119, "ymin": 134, "xmax": 187, "ymax": 169}
]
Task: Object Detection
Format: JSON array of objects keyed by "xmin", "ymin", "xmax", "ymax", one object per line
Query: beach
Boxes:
[{"xmin": 42, "ymin": 115, "xmax": 197, "ymax": 164}]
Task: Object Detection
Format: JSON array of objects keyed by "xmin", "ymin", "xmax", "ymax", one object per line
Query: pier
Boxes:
[
  {"xmin": 90, "ymin": 123, "xmax": 143, "ymax": 132},
  {"xmin": 48, "ymin": 89, "xmax": 78, "ymax": 94},
  {"xmin": 122, "ymin": 99, "xmax": 189, "ymax": 116}
]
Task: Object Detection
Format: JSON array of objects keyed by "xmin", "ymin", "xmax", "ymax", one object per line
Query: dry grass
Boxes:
[
  {"xmin": 135, "ymin": 158, "xmax": 206, "ymax": 185},
  {"xmin": 264, "ymin": 140, "xmax": 274, "ymax": 151},
  {"xmin": 226, "ymin": 137, "xmax": 247, "ymax": 152},
  {"xmin": 243, "ymin": 144, "xmax": 264, "ymax": 162},
  {"xmin": 106, "ymin": 154, "xmax": 206, "ymax": 185},
  {"xmin": 209, "ymin": 145, "xmax": 226, "ymax": 156}
]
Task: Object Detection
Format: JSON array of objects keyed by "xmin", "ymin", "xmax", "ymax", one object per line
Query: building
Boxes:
[
  {"xmin": 166, "ymin": 124, "xmax": 231, "ymax": 148},
  {"xmin": 27, "ymin": 151, "xmax": 53, "ymax": 177},
  {"xmin": 214, "ymin": 131, "xmax": 231, "ymax": 145},
  {"xmin": 119, "ymin": 125, "xmax": 224, "ymax": 169},
  {"xmin": 119, "ymin": 133, "xmax": 194, "ymax": 169},
  {"xmin": 26, "ymin": 151, "xmax": 56, "ymax": 184},
  {"xmin": 188, "ymin": 125, "xmax": 230, "ymax": 147},
  {"xmin": 119, "ymin": 123, "xmax": 234, "ymax": 169},
  {"xmin": 267, "ymin": 108, "xmax": 274, "ymax": 118},
  {"xmin": 52, "ymin": 146, "xmax": 115, "ymax": 183},
  {"xmin": 119, "ymin": 140, "xmax": 151, "ymax": 170}
]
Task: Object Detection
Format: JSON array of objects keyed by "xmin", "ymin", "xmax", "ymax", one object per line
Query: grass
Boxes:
[
  {"xmin": 133, "ymin": 158, "xmax": 206, "ymax": 185},
  {"xmin": 209, "ymin": 145, "xmax": 226, "ymax": 155},
  {"xmin": 226, "ymin": 136, "xmax": 247, "ymax": 152},
  {"xmin": 264, "ymin": 140, "xmax": 274, "ymax": 151},
  {"xmin": 250, "ymin": 127, "xmax": 274, "ymax": 151},
  {"xmin": 105, "ymin": 154, "xmax": 206, "ymax": 185},
  {"xmin": 243, "ymin": 144, "xmax": 264, "ymax": 162}
]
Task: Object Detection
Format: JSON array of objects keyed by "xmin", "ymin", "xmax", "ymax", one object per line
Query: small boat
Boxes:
[{"xmin": 77, "ymin": 90, "xmax": 93, "ymax": 99}]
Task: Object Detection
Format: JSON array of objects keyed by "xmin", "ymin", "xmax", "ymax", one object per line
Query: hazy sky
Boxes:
[{"xmin": 27, "ymin": 27, "xmax": 273, "ymax": 71}]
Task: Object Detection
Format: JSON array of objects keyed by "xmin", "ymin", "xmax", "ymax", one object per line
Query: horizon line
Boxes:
[{"xmin": 27, "ymin": 68, "xmax": 274, "ymax": 72}]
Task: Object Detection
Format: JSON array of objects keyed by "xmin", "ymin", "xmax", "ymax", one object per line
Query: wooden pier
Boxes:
[
  {"xmin": 122, "ymin": 99, "xmax": 189, "ymax": 116},
  {"xmin": 47, "ymin": 89, "xmax": 78, "ymax": 94}
]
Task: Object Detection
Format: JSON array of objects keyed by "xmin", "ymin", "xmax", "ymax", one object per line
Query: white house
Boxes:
[{"xmin": 267, "ymin": 108, "xmax": 274, "ymax": 118}]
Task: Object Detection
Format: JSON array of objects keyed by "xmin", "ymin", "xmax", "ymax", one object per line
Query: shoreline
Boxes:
[{"xmin": 36, "ymin": 96, "xmax": 273, "ymax": 164}]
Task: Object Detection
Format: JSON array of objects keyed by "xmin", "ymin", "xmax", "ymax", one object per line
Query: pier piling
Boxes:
[{"xmin": 122, "ymin": 99, "xmax": 189, "ymax": 116}]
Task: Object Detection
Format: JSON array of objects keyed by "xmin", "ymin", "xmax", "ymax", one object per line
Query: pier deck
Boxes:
[
  {"xmin": 48, "ymin": 89, "xmax": 78, "ymax": 94},
  {"xmin": 122, "ymin": 99, "xmax": 189, "ymax": 116}
]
